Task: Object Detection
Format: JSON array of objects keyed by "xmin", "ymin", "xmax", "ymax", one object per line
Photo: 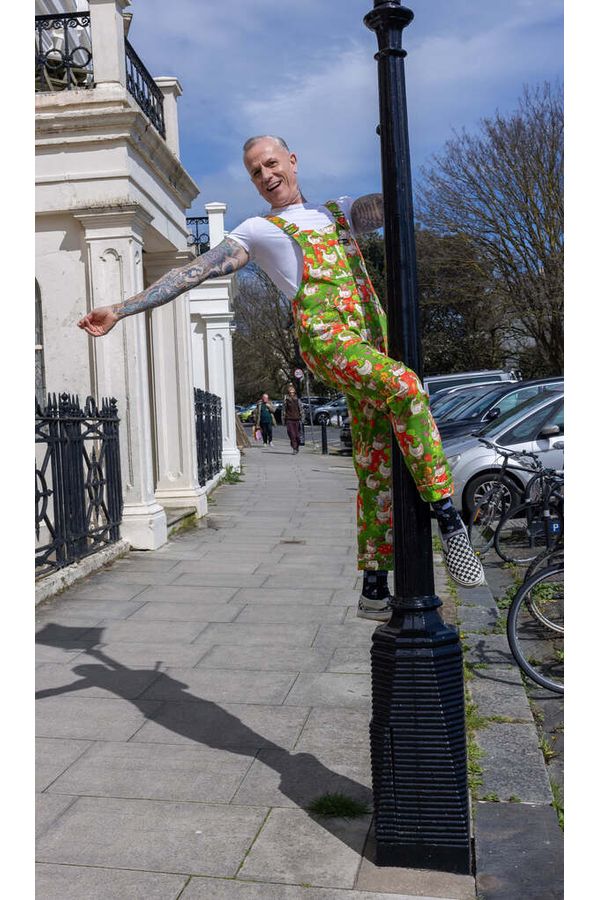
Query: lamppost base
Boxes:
[{"xmin": 370, "ymin": 602, "xmax": 472, "ymax": 875}]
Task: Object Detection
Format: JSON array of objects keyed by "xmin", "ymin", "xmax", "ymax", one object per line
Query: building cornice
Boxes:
[{"xmin": 36, "ymin": 88, "xmax": 199, "ymax": 209}]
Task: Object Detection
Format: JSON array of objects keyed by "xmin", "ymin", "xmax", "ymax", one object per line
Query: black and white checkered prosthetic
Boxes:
[
  {"xmin": 440, "ymin": 526, "xmax": 485, "ymax": 588},
  {"xmin": 357, "ymin": 594, "xmax": 393, "ymax": 621}
]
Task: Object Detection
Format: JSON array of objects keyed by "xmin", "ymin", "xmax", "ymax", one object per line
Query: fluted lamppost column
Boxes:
[{"xmin": 364, "ymin": 0, "xmax": 471, "ymax": 873}]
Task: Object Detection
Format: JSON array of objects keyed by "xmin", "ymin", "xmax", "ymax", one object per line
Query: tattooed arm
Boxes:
[
  {"xmin": 350, "ymin": 193, "xmax": 384, "ymax": 234},
  {"xmin": 77, "ymin": 237, "xmax": 249, "ymax": 337}
]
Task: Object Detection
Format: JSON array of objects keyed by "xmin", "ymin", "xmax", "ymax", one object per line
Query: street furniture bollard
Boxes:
[{"xmin": 321, "ymin": 422, "xmax": 328, "ymax": 454}]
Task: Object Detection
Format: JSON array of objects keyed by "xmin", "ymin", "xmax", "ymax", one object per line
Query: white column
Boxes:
[
  {"xmin": 188, "ymin": 200, "xmax": 240, "ymax": 471},
  {"xmin": 144, "ymin": 251, "xmax": 207, "ymax": 518},
  {"xmin": 205, "ymin": 202, "xmax": 227, "ymax": 247},
  {"xmin": 154, "ymin": 77, "xmax": 183, "ymax": 158},
  {"xmin": 74, "ymin": 204, "xmax": 167, "ymax": 550},
  {"xmin": 87, "ymin": 0, "xmax": 129, "ymax": 88},
  {"xmin": 204, "ymin": 311, "xmax": 241, "ymax": 471}
]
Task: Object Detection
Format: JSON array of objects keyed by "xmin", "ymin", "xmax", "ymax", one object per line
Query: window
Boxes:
[{"xmin": 500, "ymin": 398, "xmax": 563, "ymax": 445}]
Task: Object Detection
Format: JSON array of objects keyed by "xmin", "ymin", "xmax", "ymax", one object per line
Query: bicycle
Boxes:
[
  {"xmin": 494, "ymin": 468, "xmax": 563, "ymax": 565},
  {"xmin": 467, "ymin": 439, "xmax": 542, "ymax": 558},
  {"xmin": 506, "ymin": 561, "xmax": 564, "ymax": 694}
]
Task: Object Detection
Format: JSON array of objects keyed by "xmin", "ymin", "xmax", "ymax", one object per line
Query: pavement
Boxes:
[{"xmin": 35, "ymin": 432, "xmax": 562, "ymax": 899}]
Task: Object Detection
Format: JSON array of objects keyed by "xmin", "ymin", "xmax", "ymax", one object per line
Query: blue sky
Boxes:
[{"xmin": 126, "ymin": 0, "xmax": 563, "ymax": 228}]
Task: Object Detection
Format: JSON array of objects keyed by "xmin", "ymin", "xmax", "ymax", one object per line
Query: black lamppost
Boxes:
[{"xmin": 364, "ymin": 1, "xmax": 471, "ymax": 874}]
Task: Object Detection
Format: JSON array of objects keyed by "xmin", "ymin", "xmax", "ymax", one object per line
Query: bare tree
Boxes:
[{"xmin": 418, "ymin": 82, "xmax": 563, "ymax": 375}]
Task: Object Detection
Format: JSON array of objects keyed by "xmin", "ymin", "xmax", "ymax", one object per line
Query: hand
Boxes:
[{"xmin": 77, "ymin": 306, "xmax": 119, "ymax": 337}]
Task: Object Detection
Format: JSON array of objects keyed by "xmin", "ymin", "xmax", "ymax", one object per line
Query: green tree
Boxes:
[{"xmin": 417, "ymin": 82, "xmax": 563, "ymax": 375}]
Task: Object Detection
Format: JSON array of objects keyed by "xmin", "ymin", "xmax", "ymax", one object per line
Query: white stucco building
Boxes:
[{"xmin": 35, "ymin": 0, "xmax": 240, "ymax": 560}]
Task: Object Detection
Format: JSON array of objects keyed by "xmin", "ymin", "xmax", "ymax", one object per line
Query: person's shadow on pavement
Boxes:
[{"xmin": 36, "ymin": 623, "xmax": 372, "ymax": 854}]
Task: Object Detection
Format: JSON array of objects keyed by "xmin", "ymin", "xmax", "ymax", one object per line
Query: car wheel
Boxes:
[
  {"xmin": 316, "ymin": 413, "xmax": 329, "ymax": 425},
  {"xmin": 463, "ymin": 473, "xmax": 520, "ymax": 518}
]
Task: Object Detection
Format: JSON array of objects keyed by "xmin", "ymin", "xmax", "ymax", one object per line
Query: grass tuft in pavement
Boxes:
[{"xmin": 307, "ymin": 792, "xmax": 371, "ymax": 818}]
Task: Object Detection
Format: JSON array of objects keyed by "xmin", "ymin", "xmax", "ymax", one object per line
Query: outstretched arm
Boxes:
[
  {"xmin": 350, "ymin": 193, "xmax": 384, "ymax": 234},
  {"xmin": 77, "ymin": 237, "xmax": 249, "ymax": 337}
]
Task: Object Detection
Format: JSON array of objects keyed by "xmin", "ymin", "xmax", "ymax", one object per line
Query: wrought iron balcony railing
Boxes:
[
  {"xmin": 35, "ymin": 15, "xmax": 166, "ymax": 141},
  {"xmin": 35, "ymin": 11, "xmax": 93, "ymax": 93},
  {"xmin": 186, "ymin": 217, "xmax": 210, "ymax": 256},
  {"xmin": 194, "ymin": 389, "xmax": 223, "ymax": 486},
  {"xmin": 125, "ymin": 38, "xmax": 166, "ymax": 138}
]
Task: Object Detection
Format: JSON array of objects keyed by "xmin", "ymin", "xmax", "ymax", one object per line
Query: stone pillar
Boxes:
[
  {"xmin": 154, "ymin": 77, "xmax": 183, "ymax": 158},
  {"xmin": 143, "ymin": 251, "xmax": 207, "ymax": 517},
  {"xmin": 205, "ymin": 201, "xmax": 227, "ymax": 247},
  {"xmin": 204, "ymin": 311, "xmax": 241, "ymax": 471},
  {"xmin": 87, "ymin": 0, "xmax": 129, "ymax": 88},
  {"xmin": 74, "ymin": 203, "xmax": 167, "ymax": 550}
]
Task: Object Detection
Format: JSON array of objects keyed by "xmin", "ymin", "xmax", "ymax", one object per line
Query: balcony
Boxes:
[{"xmin": 35, "ymin": 8, "xmax": 166, "ymax": 139}]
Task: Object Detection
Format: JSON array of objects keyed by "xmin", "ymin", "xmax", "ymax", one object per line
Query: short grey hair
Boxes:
[{"xmin": 243, "ymin": 135, "xmax": 290, "ymax": 155}]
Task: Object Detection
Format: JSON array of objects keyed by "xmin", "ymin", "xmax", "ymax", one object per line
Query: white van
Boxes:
[{"xmin": 424, "ymin": 369, "xmax": 520, "ymax": 397}]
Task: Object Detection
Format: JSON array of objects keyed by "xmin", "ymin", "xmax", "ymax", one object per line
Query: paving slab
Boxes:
[
  {"xmin": 284, "ymin": 672, "xmax": 371, "ymax": 708},
  {"xmin": 139, "ymin": 667, "xmax": 297, "ymax": 705},
  {"xmin": 232, "ymin": 587, "xmax": 333, "ymax": 605},
  {"xmin": 196, "ymin": 622, "xmax": 319, "ymax": 647},
  {"xmin": 80, "ymin": 640, "xmax": 209, "ymax": 668},
  {"xmin": 35, "ymin": 864, "xmax": 188, "ymax": 900},
  {"xmin": 313, "ymin": 623, "xmax": 376, "ymax": 649},
  {"xmin": 36, "ymin": 793, "xmax": 78, "ymax": 838},
  {"xmin": 326, "ymin": 645, "xmax": 371, "ymax": 673},
  {"xmin": 238, "ymin": 807, "xmax": 370, "ymax": 889},
  {"xmin": 47, "ymin": 742, "xmax": 254, "ymax": 803},
  {"xmin": 457, "ymin": 605, "xmax": 499, "ymax": 632},
  {"xmin": 173, "ymin": 572, "xmax": 269, "ymax": 588},
  {"xmin": 474, "ymin": 801, "xmax": 563, "ymax": 900},
  {"xmin": 195, "ymin": 643, "xmax": 333, "ymax": 673},
  {"xmin": 235, "ymin": 603, "xmax": 344, "ymax": 625},
  {"xmin": 294, "ymin": 706, "xmax": 372, "ymax": 752},
  {"xmin": 463, "ymin": 633, "xmax": 514, "ymax": 667},
  {"xmin": 36, "ymin": 696, "xmax": 161, "ymax": 741},
  {"xmin": 126, "ymin": 600, "xmax": 244, "ymax": 622},
  {"xmin": 36, "ymin": 796, "xmax": 268, "ymax": 876},
  {"xmin": 476, "ymin": 723, "xmax": 552, "ymax": 803},
  {"xmin": 356, "ymin": 832, "xmax": 476, "ymax": 898},
  {"xmin": 36, "ymin": 598, "xmax": 148, "ymax": 620},
  {"xmin": 130, "ymin": 700, "xmax": 309, "ymax": 751},
  {"xmin": 129, "ymin": 585, "xmax": 240, "ymax": 603},
  {"xmin": 180, "ymin": 880, "xmax": 448, "ymax": 899},
  {"xmin": 93, "ymin": 619, "xmax": 208, "ymax": 644},
  {"xmin": 231, "ymin": 745, "xmax": 371, "ymax": 809},
  {"xmin": 36, "ymin": 662, "xmax": 163, "ymax": 701},
  {"xmin": 36, "ymin": 738, "xmax": 93, "ymax": 792},
  {"xmin": 468, "ymin": 667, "xmax": 534, "ymax": 722}
]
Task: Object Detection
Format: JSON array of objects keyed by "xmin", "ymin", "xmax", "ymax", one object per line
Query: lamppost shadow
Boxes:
[{"xmin": 36, "ymin": 623, "xmax": 373, "ymax": 856}]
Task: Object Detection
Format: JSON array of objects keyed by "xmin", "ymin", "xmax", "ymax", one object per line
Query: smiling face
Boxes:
[{"xmin": 244, "ymin": 138, "xmax": 302, "ymax": 209}]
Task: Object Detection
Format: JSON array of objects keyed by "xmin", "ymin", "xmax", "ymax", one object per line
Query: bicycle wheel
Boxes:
[
  {"xmin": 494, "ymin": 500, "xmax": 563, "ymax": 565},
  {"xmin": 524, "ymin": 543, "xmax": 564, "ymax": 581},
  {"xmin": 468, "ymin": 485, "xmax": 513, "ymax": 557},
  {"xmin": 507, "ymin": 564, "xmax": 564, "ymax": 693}
]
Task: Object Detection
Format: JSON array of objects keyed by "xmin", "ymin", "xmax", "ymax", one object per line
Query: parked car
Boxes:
[
  {"xmin": 300, "ymin": 396, "xmax": 331, "ymax": 422},
  {"xmin": 430, "ymin": 384, "xmax": 499, "ymax": 419},
  {"xmin": 425, "ymin": 369, "xmax": 521, "ymax": 398},
  {"xmin": 444, "ymin": 392, "xmax": 564, "ymax": 515},
  {"xmin": 437, "ymin": 377, "xmax": 564, "ymax": 442},
  {"xmin": 313, "ymin": 397, "xmax": 348, "ymax": 425},
  {"xmin": 238, "ymin": 403, "xmax": 257, "ymax": 424}
]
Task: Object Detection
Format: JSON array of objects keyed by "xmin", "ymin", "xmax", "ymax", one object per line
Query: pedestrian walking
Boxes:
[
  {"xmin": 283, "ymin": 384, "xmax": 304, "ymax": 453},
  {"xmin": 254, "ymin": 393, "xmax": 276, "ymax": 446},
  {"xmin": 78, "ymin": 135, "xmax": 484, "ymax": 622}
]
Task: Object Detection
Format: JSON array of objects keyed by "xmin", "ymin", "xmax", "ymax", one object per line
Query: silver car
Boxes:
[{"xmin": 444, "ymin": 391, "xmax": 564, "ymax": 514}]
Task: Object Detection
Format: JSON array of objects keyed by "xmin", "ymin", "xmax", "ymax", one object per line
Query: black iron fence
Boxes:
[
  {"xmin": 36, "ymin": 394, "xmax": 123, "ymax": 578},
  {"xmin": 35, "ymin": 11, "xmax": 94, "ymax": 92},
  {"xmin": 194, "ymin": 389, "xmax": 223, "ymax": 486},
  {"xmin": 186, "ymin": 217, "xmax": 210, "ymax": 256},
  {"xmin": 125, "ymin": 39, "xmax": 166, "ymax": 138}
]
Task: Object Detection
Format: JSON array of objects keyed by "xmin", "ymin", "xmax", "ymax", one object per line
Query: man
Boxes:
[
  {"xmin": 254, "ymin": 392, "xmax": 276, "ymax": 446},
  {"xmin": 78, "ymin": 135, "xmax": 484, "ymax": 621},
  {"xmin": 282, "ymin": 383, "xmax": 304, "ymax": 453}
]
